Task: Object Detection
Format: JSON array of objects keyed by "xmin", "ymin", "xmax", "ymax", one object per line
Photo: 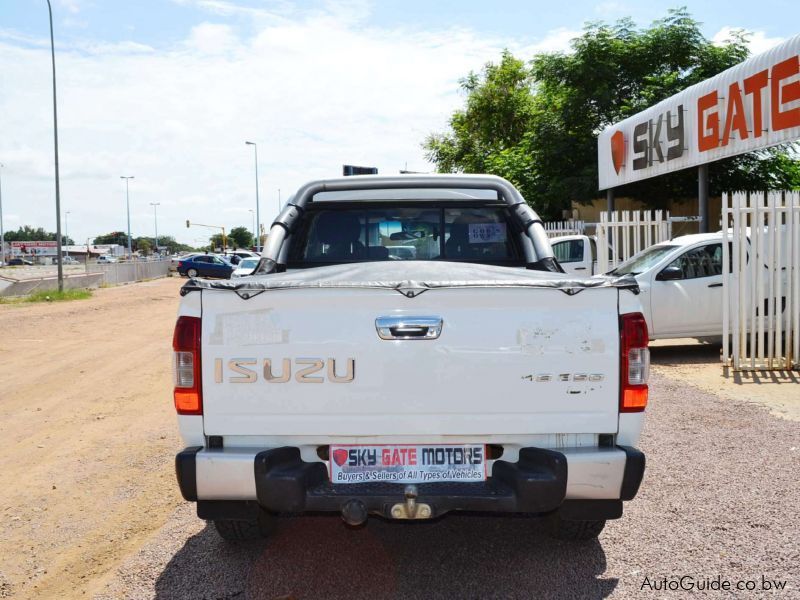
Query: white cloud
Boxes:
[
  {"xmin": 0, "ymin": 8, "xmax": 564, "ymax": 245},
  {"xmin": 712, "ymin": 26, "xmax": 785, "ymax": 56},
  {"xmin": 593, "ymin": 2, "xmax": 626, "ymax": 16},
  {"xmin": 56, "ymin": 0, "xmax": 82, "ymax": 15},
  {"xmin": 185, "ymin": 23, "xmax": 239, "ymax": 54},
  {"xmin": 524, "ymin": 27, "xmax": 582, "ymax": 54}
]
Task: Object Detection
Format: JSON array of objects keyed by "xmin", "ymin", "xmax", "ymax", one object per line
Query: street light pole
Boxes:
[
  {"xmin": 0, "ymin": 163, "xmax": 5, "ymax": 265},
  {"xmin": 245, "ymin": 141, "xmax": 260, "ymax": 252},
  {"xmin": 150, "ymin": 202, "xmax": 160, "ymax": 253},
  {"xmin": 46, "ymin": 0, "xmax": 64, "ymax": 291},
  {"xmin": 120, "ymin": 176, "xmax": 134, "ymax": 256},
  {"xmin": 248, "ymin": 208, "xmax": 255, "ymax": 249}
]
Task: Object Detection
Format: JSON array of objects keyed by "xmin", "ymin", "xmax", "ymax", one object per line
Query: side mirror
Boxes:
[{"xmin": 656, "ymin": 265, "xmax": 683, "ymax": 281}]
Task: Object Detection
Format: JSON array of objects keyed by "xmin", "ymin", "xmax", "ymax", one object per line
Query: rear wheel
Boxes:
[
  {"xmin": 213, "ymin": 511, "xmax": 276, "ymax": 541},
  {"xmin": 548, "ymin": 514, "xmax": 606, "ymax": 541},
  {"xmin": 187, "ymin": 268, "xmax": 198, "ymax": 278}
]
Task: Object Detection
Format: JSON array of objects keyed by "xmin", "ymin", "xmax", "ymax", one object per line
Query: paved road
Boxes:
[{"xmin": 99, "ymin": 370, "xmax": 799, "ymax": 599}]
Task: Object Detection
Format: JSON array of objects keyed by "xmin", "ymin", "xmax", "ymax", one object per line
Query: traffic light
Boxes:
[{"xmin": 186, "ymin": 220, "xmax": 190, "ymax": 228}]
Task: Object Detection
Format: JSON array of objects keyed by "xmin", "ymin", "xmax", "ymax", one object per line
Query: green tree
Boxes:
[
  {"xmin": 5, "ymin": 225, "xmax": 73, "ymax": 245},
  {"xmin": 228, "ymin": 226, "xmax": 253, "ymax": 250},
  {"xmin": 93, "ymin": 231, "xmax": 129, "ymax": 246},
  {"xmin": 209, "ymin": 233, "xmax": 226, "ymax": 250},
  {"xmin": 151, "ymin": 235, "xmax": 195, "ymax": 254},
  {"xmin": 137, "ymin": 238, "xmax": 152, "ymax": 255},
  {"xmin": 424, "ymin": 8, "xmax": 800, "ymax": 218}
]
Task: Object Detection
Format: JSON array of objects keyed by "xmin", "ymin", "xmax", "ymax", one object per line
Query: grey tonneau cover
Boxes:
[{"xmin": 181, "ymin": 261, "xmax": 638, "ymax": 298}]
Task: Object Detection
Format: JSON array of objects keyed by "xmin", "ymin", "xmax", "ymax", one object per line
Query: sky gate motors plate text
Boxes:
[{"xmin": 329, "ymin": 445, "xmax": 487, "ymax": 484}]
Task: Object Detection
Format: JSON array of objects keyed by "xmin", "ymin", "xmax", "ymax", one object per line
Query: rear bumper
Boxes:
[{"xmin": 176, "ymin": 445, "xmax": 645, "ymax": 521}]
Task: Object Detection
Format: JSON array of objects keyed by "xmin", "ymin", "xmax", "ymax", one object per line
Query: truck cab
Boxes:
[{"xmin": 551, "ymin": 234, "xmax": 615, "ymax": 276}]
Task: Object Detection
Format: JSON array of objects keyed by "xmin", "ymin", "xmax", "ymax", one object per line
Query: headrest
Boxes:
[{"xmin": 315, "ymin": 212, "xmax": 362, "ymax": 245}]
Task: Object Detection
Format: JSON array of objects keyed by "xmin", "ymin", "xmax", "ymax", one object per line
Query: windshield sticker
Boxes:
[{"xmin": 468, "ymin": 223, "xmax": 506, "ymax": 244}]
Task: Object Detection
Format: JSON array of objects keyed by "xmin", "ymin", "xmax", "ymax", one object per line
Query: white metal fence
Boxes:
[
  {"xmin": 87, "ymin": 259, "xmax": 171, "ymax": 286},
  {"xmin": 595, "ymin": 210, "xmax": 672, "ymax": 273},
  {"xmin": 722, "ymin": 191, "xmax": 800, "ymax": 371},
  {"xmin": 544, "ymin": 220, "xmax": 586, "ymax": 238}
]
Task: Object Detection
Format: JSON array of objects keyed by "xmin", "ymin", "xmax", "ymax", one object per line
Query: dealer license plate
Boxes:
[{"xmin": 329, "ymin": 444, "xmax": 487, "ymax": 484}]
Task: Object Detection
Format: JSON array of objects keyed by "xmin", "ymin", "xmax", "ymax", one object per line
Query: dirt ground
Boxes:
[
  {"xmin": 0, "ymin": 277, "xmax": 186, "ymax": 599},
  {"xmin": 650, "ymin": 339, "xmax": 800, "ymax": 422},
  {"xmin": 0, "ymin": 278, "xmax": 797, "ymax": 599}
]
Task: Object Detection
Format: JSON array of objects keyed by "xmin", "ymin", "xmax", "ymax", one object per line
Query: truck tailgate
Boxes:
[{"xmin": 200, "ymin": 287, "xmax": 620, "ymax": 436}]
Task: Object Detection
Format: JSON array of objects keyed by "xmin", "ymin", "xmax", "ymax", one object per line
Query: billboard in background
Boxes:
[
  {"xmin": 598, "ymin": 33, "xmax": 800, "ymax": 190},
  {"xmin": 11, "ymin": 241, "xmax": 58, "ymax": 256}
]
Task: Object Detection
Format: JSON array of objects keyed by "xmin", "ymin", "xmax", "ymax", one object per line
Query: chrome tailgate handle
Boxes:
[{"xmin": 376, "ymin": 316, "xmax": 443, "ymax": 340}]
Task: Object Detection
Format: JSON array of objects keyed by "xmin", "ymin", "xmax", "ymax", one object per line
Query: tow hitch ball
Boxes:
[{"xmin": 391, "ymin": 485, "xmax": 432, "ymax": 520}]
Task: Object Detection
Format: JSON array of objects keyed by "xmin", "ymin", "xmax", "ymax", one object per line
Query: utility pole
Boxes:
[
  {"xmin": 150, "ymin": 202, "xmax": 160, "ymax": 253},
  {"xmin": 47, "ymin": 0, "xmax": 64, "ymax": 291},
  {"xmin": 245, "ymin": 141, "xmax": 261, "ymax": 252},
  {"xmin": 0, "ymin": 163, "xmax": 5, "ymax": 265},
  {"xmin": 248, "ymin": 209, "xmax": 255, "ymax": 249},
  {"xmin": 120, "ymin": 176, "xmax": 134, "ymax": 256},
  {"xmin": 65, "ymin": 210, "xmax": 70, "ymax": 258}
]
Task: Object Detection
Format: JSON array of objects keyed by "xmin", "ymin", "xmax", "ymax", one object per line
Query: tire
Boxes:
[
  {"xmin": 549, "ymin": 515, "xmax": 606, "ymax": 541},
  {"xmin": 187, "ymin": 268, "xmax": 198, "ymax": 278},
  {"xmin": 213, "ymin": 512, "xmax": 276, "ymax": 541}
]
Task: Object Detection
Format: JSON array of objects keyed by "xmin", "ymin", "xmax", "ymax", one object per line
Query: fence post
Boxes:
[{"xmin": 722, "ymin": 192, "xmax": 730, "ymax": 366}]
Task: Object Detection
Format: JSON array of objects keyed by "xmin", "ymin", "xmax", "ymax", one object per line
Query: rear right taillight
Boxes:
[
  {"xmin": 173, "ymin": 316, "xmax": 202, "ymax": 415},
  {"xmin": 620, "ymin": 312, "xmax": 649, "ymax": 412},
  {"xmin": 178, "ymin": 261, "xmax": 184, "ymax": 268}
]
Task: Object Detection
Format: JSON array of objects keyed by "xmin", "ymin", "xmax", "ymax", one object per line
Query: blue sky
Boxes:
[{"xmin": 0, "ymin": 1, "xmax": 794, "ymax": 245}]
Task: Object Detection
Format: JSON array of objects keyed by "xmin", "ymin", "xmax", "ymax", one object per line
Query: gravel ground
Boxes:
[{"xmin": 98, "ymin": 372, "xmax": 799, "ymax": 600}]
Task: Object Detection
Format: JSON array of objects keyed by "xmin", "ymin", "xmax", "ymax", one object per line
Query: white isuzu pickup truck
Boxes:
[{"xmin": 172, "ymin": 175, "xmax": 648, "ymax": 542}]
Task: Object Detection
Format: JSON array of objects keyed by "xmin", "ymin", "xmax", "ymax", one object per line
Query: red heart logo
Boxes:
[
  {"xmin": 333, "ymin": 449, "xmax": 348, "ymax": 467},
  {"xmin": 610, "ymin": 130, "xmax": 625, "ymax": 174}
]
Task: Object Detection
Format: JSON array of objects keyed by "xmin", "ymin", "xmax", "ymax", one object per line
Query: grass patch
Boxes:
[
  {"xmin": 26, "ymin": 288, "xmax": 93, "ymax": 303},
  {"xmin": 0, "ymin": 288, "xmax": 93, "ymax": 304}
]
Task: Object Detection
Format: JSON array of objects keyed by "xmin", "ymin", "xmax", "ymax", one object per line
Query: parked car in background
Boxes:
[
  {"xmin": 224, "ymin": 250, "xmax": 260, "ymax": 265},
  {"xmin": 61, "ymin": 256, "xmax": 79, "ymax": 265},
  {"xmin": 97, "ymin": 255, "xmax": 118, "ymax": 264},
  {"xmin": 177, "ymin": 254, "xmax": 234, "ymax": 279},
  {"xmin": 8, "ymin": 258, "xmax": 34, "ymax": 266},
  {"xmin": 551, "ymin": 235, "xmax": 615, "ymax": 275},
  {"xmin": 231, "ymin": 257, "xmax": 261, "ymax": 278},
  {"xmin": 171, "ymin": 253, "xmax": 200, "ymax": 272},
  {"xmin": 606, "ymin": 233, "xmax": 729, "ymax": 340}
]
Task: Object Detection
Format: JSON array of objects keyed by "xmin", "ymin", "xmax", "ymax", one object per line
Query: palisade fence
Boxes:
[
  {"xmin": 595, "ymin": 210, "xmax": 672, "ymax": 274},
  {"xmin": 87, "ymin": 258, "xmax": 171, "ymax": 286},
  {"xmin": 722, "ymin": 191, "xmax": 800, "ymax": 371},
  {"xmin": 543, "ymin": 220, "xmax": 586, "ymax": 238}
]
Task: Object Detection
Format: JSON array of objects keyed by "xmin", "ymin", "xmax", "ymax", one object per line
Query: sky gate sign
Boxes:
[{"xmin": 598, "ymin": 33, "xmax": 800, "ymax": 190}]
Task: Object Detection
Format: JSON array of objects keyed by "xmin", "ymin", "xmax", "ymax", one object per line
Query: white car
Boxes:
[
  {"xmin": 231, "ymin": 257, "xmax": 261, "ymax": 277},
  {"xmin": 96, "ymin": 255, "xmax": 118, "ymax": 264},
  {"xmin": 551, "ymin": 234, "xmax": 615, "ymax": 275},
  {"xmin": 610, "ymin": 230, "xmax": 793, "ymax": 341}
]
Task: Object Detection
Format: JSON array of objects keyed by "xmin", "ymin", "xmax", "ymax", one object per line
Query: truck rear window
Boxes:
[{"xmin": 288, "ymin": 206, "xmax": 523, "ymax": 266}]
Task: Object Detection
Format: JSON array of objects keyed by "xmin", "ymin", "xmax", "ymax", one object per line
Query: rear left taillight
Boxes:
[
  {"xmin": 178, "ymin": 261, "xmax": 184, "ymax": 268},
  {"xmin": 620, "ymin": 312, "xmax": 649, "ymax": 412},
  {"xmin": 173, "ymin": 316, "xmax": 202, "ymax": 415}
]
